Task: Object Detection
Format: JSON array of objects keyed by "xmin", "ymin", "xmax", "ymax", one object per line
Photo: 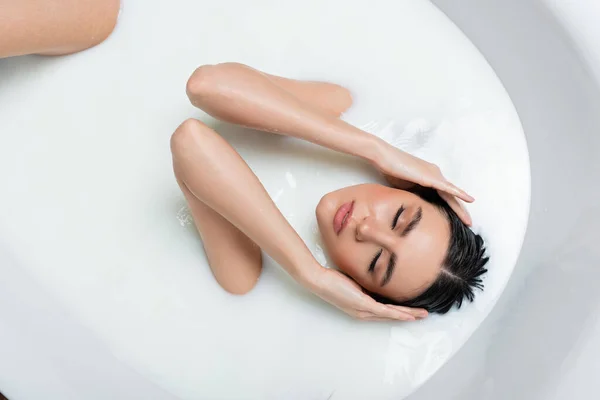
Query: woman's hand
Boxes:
[
  {"xmin": 373, "ymin": 141, "xmax": 474, "ymax": 226},
  {"xmin": 309, "ymin": 267, "xmax": 428, "ymax": 321}
]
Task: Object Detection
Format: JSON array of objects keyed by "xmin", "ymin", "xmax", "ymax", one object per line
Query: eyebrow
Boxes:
[{"xmin": 381, "ymin": 207, "xmax": 423, "ymax": 287}]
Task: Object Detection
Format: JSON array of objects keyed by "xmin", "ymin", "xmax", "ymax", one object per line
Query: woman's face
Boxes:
[{"xmin": 316, "ymin": 184, "xmax": 450, "ymax": 302}]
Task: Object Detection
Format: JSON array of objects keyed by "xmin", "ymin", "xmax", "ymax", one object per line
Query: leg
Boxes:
[
  {"xmin": 1, "ymin": 0, "xmax": 120, "ymax": 58},
  {"xmin": 172, "ymin": 122, "xmax": 262, "ymax": 295}
]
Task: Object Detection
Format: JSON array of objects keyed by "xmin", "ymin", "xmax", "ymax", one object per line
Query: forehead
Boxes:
[{"xmin": 387, "ymin": 202, "xmax": 450, "ymax": 300}]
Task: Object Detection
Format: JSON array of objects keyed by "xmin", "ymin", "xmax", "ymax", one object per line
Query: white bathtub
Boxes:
[
  {"xmin": 1, "ymin": 0, "xmax": 599, "ymax": 399},
  {"xmin": 411, "ymin": 1, "xmax": 600, "ymax": 399}
]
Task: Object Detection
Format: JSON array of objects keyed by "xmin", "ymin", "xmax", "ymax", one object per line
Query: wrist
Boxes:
[{"xmin": 294, "ymin": 259, "xmax": 326, "ymax": 290}]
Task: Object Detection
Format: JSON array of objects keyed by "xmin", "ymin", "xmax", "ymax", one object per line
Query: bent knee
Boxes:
[{"xmin": 91, "ymin": 0, "xmax": 121, "ymax": 47}]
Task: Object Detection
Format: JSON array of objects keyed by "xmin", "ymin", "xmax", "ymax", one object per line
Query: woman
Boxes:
[{"xmin": 171, "ymin": 63, "xmax": 489, "ymax": 321}]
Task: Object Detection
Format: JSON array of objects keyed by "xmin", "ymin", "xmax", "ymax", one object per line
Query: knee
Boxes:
[
  {"xmin": 55, "ymin": 0, "xmax": 121, "ymax": 55},
  {"xmin": 4, "ymin": 0, "xmax": 121, "ymax": 57},
  {"xmin": 89, "ymin": 0, "xmax": 121, "ymax": 48}
]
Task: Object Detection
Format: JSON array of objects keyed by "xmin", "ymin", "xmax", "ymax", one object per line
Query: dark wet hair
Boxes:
[{"xmin": 372, "ymin": 187, "xmax": 489, "ymax": 314}]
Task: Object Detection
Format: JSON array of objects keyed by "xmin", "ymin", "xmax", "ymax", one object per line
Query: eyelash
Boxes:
[
  {"xmin": 381, "ymin": 253, "xmax": 397, "ymax": 286},
  {"xmin": 391, "ymin": 206, "xmax": 405, "ymax": 229},
  {"xmin": 401, "ymin": 208, "xmax": 422, "ymax": 237},
  {"xmin": 369, "ymin": 249, "xmax": 382, "ymax": 273},
  {"xmin": 371, "ymin": 205, "xmax": 405, "ymax": 274}
]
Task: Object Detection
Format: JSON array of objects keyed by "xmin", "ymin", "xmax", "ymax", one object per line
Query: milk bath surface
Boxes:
[{"xmin": 0, "ymin": 1, "xmax": 529, "ymax": 399}]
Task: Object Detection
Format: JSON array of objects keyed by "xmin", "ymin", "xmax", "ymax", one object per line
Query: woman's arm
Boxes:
[
  {"xmin": 173, "ymin": 73, "xmax": 352, "ymax": 296},
  {"xmin": 186, "ymin": 62, "xmax": 473, "ymax": 224},
  {"xmin": 171, "ymin": 118, "xmax": 321, "ymax": 285},
  {"xmin": 186, "ymin": 62, "xmax": 381, "ymax": 162},
  {"xmin": 171, "ymin": 118, "xmax": 424, "ymax": 321}
]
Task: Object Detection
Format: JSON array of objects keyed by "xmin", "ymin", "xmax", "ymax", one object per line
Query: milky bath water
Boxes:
[{"xmin": 0, "ymin": 1, "xmax": 529, "ymax": 399}]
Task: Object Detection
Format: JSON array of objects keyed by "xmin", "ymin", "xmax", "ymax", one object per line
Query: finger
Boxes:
[
  {"xmin": 369, "ymin": 303, "xmax": 417, "ymax": 321},
  {"xmin": 439, "ymin": 191, "xmax": 472, "ymax": 226},
  {"xmin": 446, "ymin": 182, "xmax": 475, "ymax": 203},
  {"xmin": 386, "ymin": 304, "xmax": 429, "ymax": 319},
  {"xmin": 435, "ymin": 181, "xmax": 474, "ymax": 203},
  {"xmin": 354, "ymin": 312, "xmax": 399, "ymax": 322},
  {"xmin": 360, "ymin": 316, "xmax": 400, "ymax": 322},
  {"xmin": 367, "ymin": 297, "xmax": 429, "ymax": 319}
]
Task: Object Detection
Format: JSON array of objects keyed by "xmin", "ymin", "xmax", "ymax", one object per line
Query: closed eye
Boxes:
[
  {"xmin": 391, "ymin": 205, "xmax": 405, "ymax": 229},
  {"xmin": 368, "ymin": 249, "xmax": 382, "ymax": 274},
  {"xmin": 401, "ymin": 207, "xmax": 423, "ymax": 237},
  {"xmin": 381, "ymin": 253, "xmax": 397, "ymax": 287}
]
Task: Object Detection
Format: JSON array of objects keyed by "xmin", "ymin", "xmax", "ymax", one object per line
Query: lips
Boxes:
[{"xmin": 333, "ymin": 201, "xmax": 354, "ymax": 235}]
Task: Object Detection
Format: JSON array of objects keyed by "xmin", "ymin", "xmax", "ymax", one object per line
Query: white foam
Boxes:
[{"xmin": 0, "ymin": 0, "xmax": 529, "ymax": 399}]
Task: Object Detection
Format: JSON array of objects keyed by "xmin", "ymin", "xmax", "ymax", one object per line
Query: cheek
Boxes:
[
  {"xmin": 329, "ymin": 242, "xmax": 364, "ymax": 279},
  {"xmin": 320, "ymin": 231, "xmax": 379, "ymax": 293}
]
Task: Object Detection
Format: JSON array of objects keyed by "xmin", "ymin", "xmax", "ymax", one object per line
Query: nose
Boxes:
[{"xmin": 355, "ymin": 217, "xmax": 395, "ymax": 247}]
